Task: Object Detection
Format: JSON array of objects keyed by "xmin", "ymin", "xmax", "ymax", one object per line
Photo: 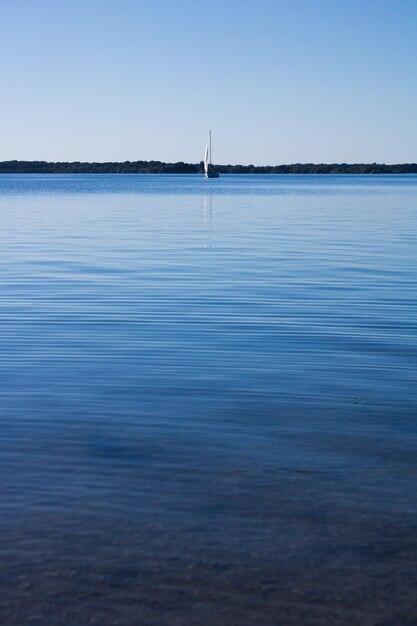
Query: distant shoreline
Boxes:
[{"xmin": 1, "ymin": 161, "xmax": 416, "ymax": 175}]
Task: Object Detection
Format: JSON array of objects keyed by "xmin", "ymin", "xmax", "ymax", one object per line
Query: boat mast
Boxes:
[{"xmin": 209, "ymin": 130, "xmax": 212, "ymax": 166}]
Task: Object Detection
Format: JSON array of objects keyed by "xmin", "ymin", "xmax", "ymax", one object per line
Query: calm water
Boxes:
[{"xmin": 0, "ymin": 174, "xmax": 416, "ymax": 625}]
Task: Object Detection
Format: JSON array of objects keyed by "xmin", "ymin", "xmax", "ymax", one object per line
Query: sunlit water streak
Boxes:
[{"xmin": 0, "ymin": 174, "xmax": 416, "ymax": 625}]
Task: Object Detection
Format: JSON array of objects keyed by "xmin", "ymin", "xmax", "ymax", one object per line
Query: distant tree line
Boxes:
[{"xmin": 1, "ymin": 160, "xmax": 416, "ymax": 174}]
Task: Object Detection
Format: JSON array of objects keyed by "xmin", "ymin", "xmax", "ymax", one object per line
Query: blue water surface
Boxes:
[{"xmin": 0, "ymin": 174, "xmax": 416, "ymax": 625}]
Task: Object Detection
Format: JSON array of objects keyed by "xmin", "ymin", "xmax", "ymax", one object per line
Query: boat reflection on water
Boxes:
[{"xmin": 203, "ymin": 195, "xmax": 213, "ymax": 248}]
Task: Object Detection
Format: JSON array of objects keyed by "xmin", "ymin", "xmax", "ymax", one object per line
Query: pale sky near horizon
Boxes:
[{"xmin": 1, "ymin": 0, "xmax": 416, "ymax": 165}]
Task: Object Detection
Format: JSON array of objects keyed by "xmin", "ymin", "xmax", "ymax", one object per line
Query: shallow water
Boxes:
[{"xmin": 0, "ymin": 174, "xmax": 416, "ymax": 625}]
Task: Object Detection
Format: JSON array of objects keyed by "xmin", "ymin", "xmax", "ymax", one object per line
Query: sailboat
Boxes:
[{"xmin": 204, "ymin": 131, "xmax": 220, "ymax": 178}]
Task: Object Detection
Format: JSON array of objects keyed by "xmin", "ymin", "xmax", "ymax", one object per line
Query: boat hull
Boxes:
[{"xmin": 205, "ymin": 171, "xmax": 220, "ymax": 178}]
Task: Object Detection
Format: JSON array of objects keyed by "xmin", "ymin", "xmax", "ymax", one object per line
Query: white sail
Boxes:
[
  {"xmin": 204, "ymin": 142, "xmax": 209, "ymax": 175},
  {"xmin": 203, "ymin": 131, "xmax": 219, "ymax": 178}
]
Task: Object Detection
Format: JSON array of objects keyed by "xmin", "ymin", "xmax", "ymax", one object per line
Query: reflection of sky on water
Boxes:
[{"xmin": 0, "ymin": 174, "xmax": 416, "ymax": 625}]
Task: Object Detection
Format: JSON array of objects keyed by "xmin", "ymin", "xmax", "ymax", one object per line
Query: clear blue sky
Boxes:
[{"xmin": 1, "ymin": 0, "xmax": 416, "ymax": 164}]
